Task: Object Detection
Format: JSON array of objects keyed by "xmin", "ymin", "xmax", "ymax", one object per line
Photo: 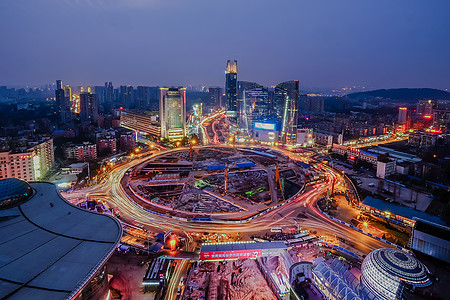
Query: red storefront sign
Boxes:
[{"xmin": 200, "ymin": 249, "xmax": 262, "ymax": 260}]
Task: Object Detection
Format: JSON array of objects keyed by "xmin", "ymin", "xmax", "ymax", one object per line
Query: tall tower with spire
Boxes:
[{"xmin": 225, "ymin": 60, "xmax": 238, "ymax": 114}]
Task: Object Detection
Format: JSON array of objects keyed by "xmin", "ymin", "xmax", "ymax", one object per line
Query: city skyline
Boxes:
[{"xmin": 1, "ymin": 0, "xmax": 449, "ymax": 90}]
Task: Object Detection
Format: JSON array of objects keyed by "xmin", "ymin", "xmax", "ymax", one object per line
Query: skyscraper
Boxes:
[
  {"xmin": 126, "ymin": 85, "xmax": 134, "ymax": 107},
  {"xmin": 237, "ymin": 81, "xmax": 263, "ymax": 134},
  {"xmin": 136, "ymin": 86, "xmax": 151, "ymax": 110},
  {"xmin": 274, "ymin": 80, "xmax": 299, "ymax": 144},
  {"xmin": 55, "ymin": 80, "xmax": 72, "ymax": 124},
  {"xmin": 225, "ymin": 60, "xmax": 238, "ymax": 115},
  {"xmin": 208, "ymin": 87, "xmax": 221, "ymax": 107},
  {"xmin": 119, "ymin": 85, "xmax": 127, "ymax": 104},
  {"xmin": 159, "ymin": 87, "xmax": 186, "ymax": 142},
  {"xmin": 244, "ymin": 86, "xmax": 271, "ymax": 133},
  {"xmin": 105, "ymin": 82, "xmax": 114, "ymax": 104},
  {"xmin": 80, "ymin": 92, "xmax": 99, "ymax": 125}
]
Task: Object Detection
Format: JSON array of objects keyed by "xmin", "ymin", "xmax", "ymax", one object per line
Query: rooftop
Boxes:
[
  {"xmin": 362, "ymin": 196, "xmax": 445, "ymax": 225},
  {"xmin": 0, "ymin": 181, "xmax": 122, "ymax": 299}
]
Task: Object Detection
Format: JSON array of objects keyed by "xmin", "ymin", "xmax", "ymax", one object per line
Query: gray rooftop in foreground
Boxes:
[{"xmin": 0, "ymin": 182, "xmax": 122, "ymax": 300}]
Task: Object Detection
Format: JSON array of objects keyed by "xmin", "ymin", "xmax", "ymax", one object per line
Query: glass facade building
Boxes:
[
  {"xmin": 274, "ymin": 80, "xmax": 299, "ymax": 144},
  {"xmin": 159, "ymin": 87, "xmax": 186, "ymax": 141}
]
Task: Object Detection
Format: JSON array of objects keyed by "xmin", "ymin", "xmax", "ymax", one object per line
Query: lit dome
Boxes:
[
  {"xmin": 361, "ymin": 248, "xmax": 432, "ymax": 300},
  {"xmin": 0, "ymin": 178, "xmax": 33, "ymax": 209}
]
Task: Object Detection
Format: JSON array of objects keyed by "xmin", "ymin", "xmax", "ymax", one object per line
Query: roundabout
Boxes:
[{"xmin": 124, "ymin": 146, "xmax": 305, "ymax": 222}]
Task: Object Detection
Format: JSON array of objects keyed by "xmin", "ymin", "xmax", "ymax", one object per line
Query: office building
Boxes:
[
  {"xmin": 299, "ymin": 94, "xmax": 324, "ymax": 113},
  {"xmin": 136, "ymin": 86, "xmax": 151, "ymax": 110},
  {"xmin": 159, "ymin": 87, "xmax": 186, "ymax": 142},
  {"xmin": 410, "ymin": 218, "xmax": 450, "ymax": 263},
  {"xmin": 274, "ymin": 80, "xmax": 299, "ymax": 144},
  {"xmin": 225, "ymin": 60, "xmax": 238, "ymax": 116},
  {"xmin": 126, "ymin": 85, "xmax": 134, "ymax": 106},
  {"xmin": 120, "ymin": 110, "xmax": 161, "ymax": 139},
  {"xmin": 244, "ymin": 86, "xmax": 271, "ymax": 133},
  {"xmin": 376, "ymin": 155, "xmax": 396, "ymax": 179},
  {"xmin": 416, "ymin": 99, "xmax": 437, "ymax": 117},
  {"xmin": 105, "ymin": 82, "xmax": 114, "ymax": 104},
  {"xmin": 93, "ymin": 86, "xmax": 106, "ymax": 104},
  {"xmin": 80, "ymin": 92, "xmax": 98, "ymax": 125},
  {"xmin": 119, "ymin": 85, "xmax": 127, "ymax": 104},
  {"xmin": 0, "ymin": 178, "xmax": 121, "ymax": 299},
  {"xmin": 208, "ymin": 86, "xmax": 221, "ymax": 107},
  {"xmin": 55, "ymin": 80, "xmax": 72, "ymax": 124}
]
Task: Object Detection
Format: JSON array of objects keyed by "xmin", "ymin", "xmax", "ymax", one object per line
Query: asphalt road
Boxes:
[{"xmin": 61, "ymin": 145, "xmax": 390, "ymax": 299}]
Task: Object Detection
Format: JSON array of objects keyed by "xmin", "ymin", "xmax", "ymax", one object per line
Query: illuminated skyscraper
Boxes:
[
  {"xmin": 244, "ymin": 86, "xmax": 271, "ymax": 133},
  {"xmin": 225, "ymin": 60, "xmax": 238, "ymax": 116},
  {"xmin": 159, "ymin": 87, "xmax": 186, "ymax": 142},
  {"xmin": 274, "ymin": 80, "xmax": 299, "ymax": 144}
]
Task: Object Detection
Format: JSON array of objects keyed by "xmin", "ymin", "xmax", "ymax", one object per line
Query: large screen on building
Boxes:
[
  {"xmin": 254, "ymin": 122, "xmax": 275, "ymax": 130},
  {"xmin": 200, "ymin": 249, "xmax": 262, "ymax": 260}
]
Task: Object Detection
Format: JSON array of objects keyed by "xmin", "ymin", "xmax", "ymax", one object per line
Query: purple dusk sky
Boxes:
[{"xmin": 0, "ymin": 0, "xmax": 449, "ymax": 91}]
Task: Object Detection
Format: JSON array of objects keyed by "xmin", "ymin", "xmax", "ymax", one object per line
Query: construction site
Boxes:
[{"xmin": 126, "ymin": 146, "xmax": 305, "ymax": 218}]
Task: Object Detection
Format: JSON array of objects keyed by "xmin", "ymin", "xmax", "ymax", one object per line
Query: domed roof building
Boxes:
[
  {"xmin": 361, "ymin": 248, "xmax": 432, "ymax": 300},
  {"xmin": 0, "ymin": 178, "xmax": 33, "ymax": 209}
]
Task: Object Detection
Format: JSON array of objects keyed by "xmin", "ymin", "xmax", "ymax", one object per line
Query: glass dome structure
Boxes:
[
  {"xmin": 361, "ymin": 248, "xmax": 432, "ymax": 300},
  {"xmin": 0, "ymin": 178, "xmax": 33, "ymax": 209}
]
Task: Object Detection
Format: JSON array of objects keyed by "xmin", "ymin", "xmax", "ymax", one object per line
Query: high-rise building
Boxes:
[
  {"xmin": 398, "ymin": 107, "xmax": 408, "ymax": 124},
  {"xmin": 120, "ymin": 110, "xmax": 160, "ymax": 138},
  {"xmin": 105, "ymin": 82, "xmax": 114, "ymax": 104},
  {"xmin": 208, "ymin": 87, "xmax": 221, "ymax": 107},
  {"xmin": 274, "ymin": 80, "xmax": 299, "ymax": 144},
  {"xmin": 126, "ymin": 85, "xmax": 134, "ymax": 106},
  {"xmin": 0, "ymin": 137, "xmax": 54, "ymax": 181},
  {"xmin": 80, "ymin": 92, "xmax": 98, "ymax": 125},
  {"xmin": 299, "ymin": 94, "xmax": 324, "ymax": 113},
  {"xmin": 416, "ymin": 99, "xmax": 437, "ymax": 116},
  {"xmin": 159, "ymin": 87, "xmax": 186, "ymax": 142},
  {"xmin": 244, "ymin": 86, "xmax": 271, "ymax": 134},
  {"xmin": 136, "ymin": 86, "xmax": 151, "ymax": 110},
  {"xmin": 225, "ymin": 60, "xmax": 238, "ymax": 115},
  {"xmin": 55, "ymin": 80, "xmax": 72, "ymax": 124},
  {"xmin": 64, "ymin": 142, "xmax": 97, "ymax": 161},
  {"xmin": 119, "ymin": 85, "xmax": 127, "ymax": 104}
]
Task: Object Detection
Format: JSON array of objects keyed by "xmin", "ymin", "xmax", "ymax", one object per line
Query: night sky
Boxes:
[{"xmin": 1, "ymin": 0, "xmax": 449, "ymax": 90}]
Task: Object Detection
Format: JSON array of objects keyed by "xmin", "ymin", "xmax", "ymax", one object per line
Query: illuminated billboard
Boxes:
[
  {"xmin": 254, "ymin": 122, "xmax": 275, "ymax": 130},
  {"xmin": 200, "ymin": 249, "xmax": 262, "ymax": 260}
]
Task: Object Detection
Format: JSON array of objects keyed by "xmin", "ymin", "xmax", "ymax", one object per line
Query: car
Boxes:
[
  {"xmin": 386, "ymin": 198, "xmax": 394, "ymax": 203},
  {"xmin": 368, "ymin": 183, "xmax": 375, "ymax": 187}
]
